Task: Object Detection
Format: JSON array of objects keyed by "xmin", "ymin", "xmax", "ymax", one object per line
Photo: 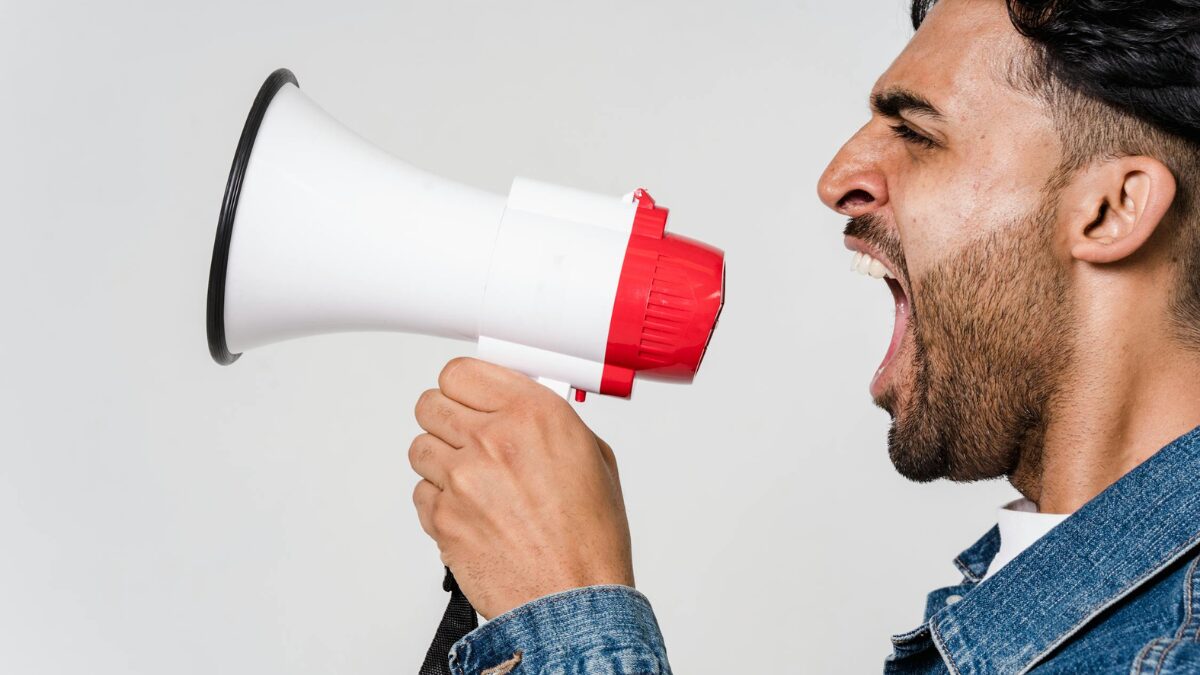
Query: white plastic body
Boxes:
[
  {"xmin": 478, "ymin": 178, "xmax": 635, "ymax": 391},
  {"xmin": 222, "ymin": 82, "xmax": 636, "ymax": 393}
]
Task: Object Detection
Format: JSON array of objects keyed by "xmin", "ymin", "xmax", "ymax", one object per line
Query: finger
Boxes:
[
  {"xmin": 408, "ymin": 433, "xmax": 459, "ymax": 490},
  {"xmin": 438, "ymin": 357, "xmax": 536, "ymax": 412},
  {"xmin": 412, "ymin": 478, "xmax": 441, "ymax": 538},
  {"xmin": 414, "ymin": 388, "xmax": 486, "ymax": 448}
]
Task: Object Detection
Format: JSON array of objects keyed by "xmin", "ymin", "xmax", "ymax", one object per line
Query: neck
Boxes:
[{"xmin": 1011, "ymin": 273, "xmax": 1200, "ymax": 514}]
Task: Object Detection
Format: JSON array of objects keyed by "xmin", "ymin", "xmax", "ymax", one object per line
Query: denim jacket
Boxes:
[{"xmin": 446, "ymin": 425, "xmax": 1200, "ymax": 674}]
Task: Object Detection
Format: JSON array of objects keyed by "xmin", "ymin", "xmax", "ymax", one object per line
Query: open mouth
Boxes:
[{"xmin": 846, "ymin": 239, "xmax": 910, "ymax": 398}]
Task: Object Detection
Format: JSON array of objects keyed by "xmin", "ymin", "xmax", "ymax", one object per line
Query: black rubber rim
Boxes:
[{"xmin": 206, "ymin": 68, "xmax": 299, "ymax": 365}]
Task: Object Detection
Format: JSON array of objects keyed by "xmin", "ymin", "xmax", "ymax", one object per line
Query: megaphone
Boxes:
[{"xmin": 207, "ymin": 69, "xmax": 725, "ymax": 400}]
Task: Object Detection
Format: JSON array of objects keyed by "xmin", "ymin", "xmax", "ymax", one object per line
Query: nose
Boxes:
[{"xmin": 817, "ymin": 129, "xmax": 890, "ymax": 218}]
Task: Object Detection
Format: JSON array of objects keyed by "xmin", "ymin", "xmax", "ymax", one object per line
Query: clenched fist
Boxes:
[{"xmin": 409, "ymin": 357, "xmax": 634, "ymax": 619}]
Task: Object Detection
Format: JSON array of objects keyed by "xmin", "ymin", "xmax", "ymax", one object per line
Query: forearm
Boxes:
[{"xmin": 448, "ymin": 586, "xmax": 671, "ymax": 675}]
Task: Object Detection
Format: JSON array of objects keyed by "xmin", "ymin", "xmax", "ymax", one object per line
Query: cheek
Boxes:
[{"xmin": 892, "ymin": 156, "xmax": 1047, "ymax": 279}]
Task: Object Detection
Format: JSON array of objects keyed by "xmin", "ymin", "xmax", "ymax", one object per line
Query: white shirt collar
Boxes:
[{"xmin": 981, "ymin": 498, "xmax": 1072, "ymax": 581}]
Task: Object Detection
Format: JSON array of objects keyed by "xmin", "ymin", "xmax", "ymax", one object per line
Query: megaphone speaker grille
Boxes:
[{"xmin": 206, "ymin": 68, "xmax": 299, "ymax": 365}]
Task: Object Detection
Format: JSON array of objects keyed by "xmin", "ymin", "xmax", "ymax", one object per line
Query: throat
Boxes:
[{"xmin": 1007, "ymin": 420, "xmax": 1048, "ymax": 505}]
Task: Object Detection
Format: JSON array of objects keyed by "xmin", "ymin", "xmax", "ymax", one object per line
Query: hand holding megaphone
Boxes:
[
  {"xmin": 410, "ymin": 356, "xmax": 634, "ymax": 616},
  {"xmin": 205, "ymin": 69, "xmax": 725, "ymax": 675}
]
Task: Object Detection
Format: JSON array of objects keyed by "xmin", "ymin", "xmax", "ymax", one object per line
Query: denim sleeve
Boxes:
[{"xmin": 447, "ymin": 585, "xmax": 672, "ymax": 675}]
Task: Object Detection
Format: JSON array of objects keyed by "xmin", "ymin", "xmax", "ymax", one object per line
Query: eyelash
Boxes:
[{"xmin": 889, "ymin": 123, "xmax": 938, "ymax": 150}]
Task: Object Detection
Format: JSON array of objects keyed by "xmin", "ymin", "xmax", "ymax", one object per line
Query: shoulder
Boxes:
[{"xmin": 1039, "ymin": 550, "xmax": 1200, "ymax": 674}]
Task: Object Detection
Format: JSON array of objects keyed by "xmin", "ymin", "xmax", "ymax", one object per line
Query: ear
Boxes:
[{"xmin": 1062, "ymin": 157, "xmax": 1177, "ymax": 264}]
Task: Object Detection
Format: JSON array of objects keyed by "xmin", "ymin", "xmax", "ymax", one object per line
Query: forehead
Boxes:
[{"xmin": 876, "ymin": 0, "xmax": 1040, "ymax": 123}]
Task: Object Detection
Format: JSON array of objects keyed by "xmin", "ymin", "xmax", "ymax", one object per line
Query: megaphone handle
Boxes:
[
  {"xmin": 419, "ymin": 567, "xmax": 478, "ymax": 675},
  {"xmin": 535, "ymin": 376, "xmax": 574, "ymax": 400}
]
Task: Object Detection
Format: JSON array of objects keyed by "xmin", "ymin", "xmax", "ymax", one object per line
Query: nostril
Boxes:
[{"xmin": 837, "ymin": 189, "xmax": 875, "ymax": 212}]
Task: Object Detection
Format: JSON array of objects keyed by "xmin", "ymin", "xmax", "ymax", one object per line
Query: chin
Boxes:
[
  {"xmin": 873, "ymin": 390, "xmax": 898, "ymax": 420},
  {"xmin": 873, "ymin": 363, "xmax": 915, "ymax": 421},
  {"xmin": 876, "ymin": 378, "xmax": 956, "ymax": 482}
]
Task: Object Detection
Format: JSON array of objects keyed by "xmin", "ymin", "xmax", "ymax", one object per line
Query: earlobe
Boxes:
[{"xmin": 1069, "ymin": 157, "xmax": 1176, "ymax": 264}]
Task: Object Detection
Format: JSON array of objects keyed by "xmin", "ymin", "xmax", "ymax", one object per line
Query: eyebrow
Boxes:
[{"xmin": 870, "ymin": 88, "xmax": 945, "ymax": 121}]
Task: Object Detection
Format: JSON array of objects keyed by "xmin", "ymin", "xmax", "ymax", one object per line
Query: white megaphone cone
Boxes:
[{"xmin": 207, "ymin": 69, "xmax": 725, "ymax": 400}]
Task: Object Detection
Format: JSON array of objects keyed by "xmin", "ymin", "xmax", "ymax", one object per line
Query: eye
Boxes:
[{"xmin": 889, "ymin": 122, "xmax": 938, "ymax": 150}]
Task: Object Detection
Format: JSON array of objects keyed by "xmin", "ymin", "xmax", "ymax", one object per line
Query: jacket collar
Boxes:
[
  {"xmin": 930, "ymin": 424, "xmax": 1200, "ymax": 675},
  {"xmin": 952, "ymin": 525, "xmax": 1000, "ymax": 584}
]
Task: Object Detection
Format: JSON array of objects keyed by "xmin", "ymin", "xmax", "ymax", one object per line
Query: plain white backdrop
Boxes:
[{"xmin": 0, "ymin": 1, "xmax": 1019, "ymax": 672}]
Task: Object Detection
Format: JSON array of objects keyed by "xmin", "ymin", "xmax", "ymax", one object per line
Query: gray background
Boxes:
[{"xmin": 0, "ymin": 1, "xmax": 1017, "ymax": 672}]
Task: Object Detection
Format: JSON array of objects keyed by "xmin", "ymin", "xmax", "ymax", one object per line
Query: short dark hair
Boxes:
[{"xmin": 911, "ymin": 0, "xmax": 1200, "ymax": 347}]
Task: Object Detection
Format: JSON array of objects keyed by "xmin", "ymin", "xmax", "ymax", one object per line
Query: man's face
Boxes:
[{"xmin": 817, "ymin": 0, "xmax": 1077, "ymax": 482}]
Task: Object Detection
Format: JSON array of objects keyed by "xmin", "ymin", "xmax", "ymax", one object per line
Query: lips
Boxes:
[{"xmin": 844, "ymin": 236, "xmax": 910, "ymax": 399}]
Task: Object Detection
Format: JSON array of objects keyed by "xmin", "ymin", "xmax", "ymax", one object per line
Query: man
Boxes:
[{"xmin": 408, "ymin": 0, "xmax": 1200, "ymax": 672}]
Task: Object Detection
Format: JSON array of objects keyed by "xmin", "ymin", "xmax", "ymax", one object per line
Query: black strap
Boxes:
[{"xmin": 419, "ymin": 567, "xmax": 478, "ymax": 675}]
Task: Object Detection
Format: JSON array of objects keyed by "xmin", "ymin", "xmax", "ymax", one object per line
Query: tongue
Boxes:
[{"xmin": 880, "ymin": 278, "xmax": 909, "ymax": 372}]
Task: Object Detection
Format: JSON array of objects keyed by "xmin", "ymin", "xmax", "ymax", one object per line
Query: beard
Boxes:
[{"xmin": 846, "ymin": 199, "xmax": 1075, "ymax": 483}]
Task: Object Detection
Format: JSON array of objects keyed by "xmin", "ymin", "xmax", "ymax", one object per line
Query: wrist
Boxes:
[
  {"xmin": 486, "ymin": 569, "xmax": 635, "ymax": 619},
  {"xmin": 450, "ymin": 586, "xmax": 669, "ymax": 675}
]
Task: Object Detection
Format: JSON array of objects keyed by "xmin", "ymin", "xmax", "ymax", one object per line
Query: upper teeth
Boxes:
[{"xmin": 852, "ymin": 251, "xmax": 895, "ymax": 279}]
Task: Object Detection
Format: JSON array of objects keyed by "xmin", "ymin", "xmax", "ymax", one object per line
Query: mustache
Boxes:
[{"xmin": 844, "ymin": 213, "xmax": 909, "ymax": 281}]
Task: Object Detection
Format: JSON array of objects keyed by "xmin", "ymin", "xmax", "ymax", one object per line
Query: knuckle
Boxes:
[
  {"xmin": 467, "ymin": 420, "xmax": 494, "ymax": 446},
  {"xmin": 445, "ymin": 464, "xmax": 476, "ymax": 495},
  {"xmin": 498, "ymin": 437, "xmax": 520, "ymax": 460},
  {"xmin": 491, "ymin": 439, "xmax": 521, "ymax": 464},
  {"xmin": 428, "ymin": 501, "xmax": 455, "ymax": 539},
  {"xmin": 471, "ymin": 422, "xmax": 517, "ymax": 460}
]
